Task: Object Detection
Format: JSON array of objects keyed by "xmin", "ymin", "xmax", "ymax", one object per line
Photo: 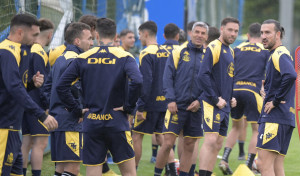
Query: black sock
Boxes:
[
  {"xmin": 62, "ymin": 171, "xmax": 76, "ymax": 176},
  {"xmin": 152, "ymin": 144, "xmax": 159, "ymax": 157},
  {"xmin": 238, "ymin": 141, "xmax": 245, "ymax": 155},
  {"xmin": 32, "ymin": 170, "xmax": 41, "ymax": 176},
  {"xmin": 222, "ymin": 147, "xmax": 232, "ymax": 163},
  {"xmin": 206, "ymin": 171, "xmax": 212, "ymax": 176},
  {"xmin": 23, "ymin": 168, "xmax": 27, "ymax": 176},
  {"xmin": 165, "ymin": 164, "xmax": 170, "ymax": 175},
  {"xmin": 102, "ymin": 161, "xmax": 110, "ymax": 173},
  {"xmin": 168, "ymin": 162, "xmax": 178, "ymax": 176},
  {"xmin": 154, "ymin": 167, "xmax": 163, "ymax": 176},
  {"xmin": 54, "ymin": 171, "xmax": 62, "ymax": 176},
  {"xmin": 188, "ymin": 164, "xmax": 196, "ymax": 176},
  {"xmin": 246, "ymin": 153, "xmax": 256, "ymax": 169},
  {"xmin": 199, "ymin": 170, "xmax": 206, "ymax": 176}
]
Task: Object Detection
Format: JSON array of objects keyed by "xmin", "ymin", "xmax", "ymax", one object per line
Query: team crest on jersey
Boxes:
[
  {"xmin": 5, "ymin": 153, "xmax": 13, "ymax": 166},
  {"xmin": 227, "ymin": 62, "xmax": 234, "ymax": 77},
  {"xmin": 182, "ymin": 52, "xmax": 190, "ymax": 62},
  {"xmin": 22, "ymin": 70, "xmax": 28, "ymax": 88},
  {"xmin": 215, "ymin": 113, "xmax": 220, "ymax": 121},
  {"xmin": 171, "ymin": 114, "xmax": 178, "ymax": 124}
]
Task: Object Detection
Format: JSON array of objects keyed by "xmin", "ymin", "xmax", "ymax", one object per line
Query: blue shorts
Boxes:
[
  {"xmin": 83, "ymin": 131, "xmax": 134, "ymax": 165},
  {"xmin": 0, "ymin": 129, "xmax": 23, "ymax": 176},
  {"xmin": 256, "ymin": 122, "xmax": 293, "ymax": 155},
  {"xmin": 22, "ymin": 112, "xmax": 49, "ymax": 136},
  {"xmin": 132, "ymin": 111, "xmax": 164, "ymax": 134},
  {"xmin": 51, "ymin": 131, "xmax": 82, "ymax": 162},
  {"xmin": 201, "ymin": 100, "xmax": 229, "ymax": 137},
  {"xmin": 231, "ymin": 89, "xmax": 262, "ymax": 123},
  {"xmin": 163, "ymin": 109, "xmax": 203, "ymax": 138}
]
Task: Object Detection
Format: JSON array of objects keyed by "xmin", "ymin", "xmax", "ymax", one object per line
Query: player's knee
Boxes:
[{"xmin": 256, "ymin": 158, "xmax": 264, "ymax": 171}]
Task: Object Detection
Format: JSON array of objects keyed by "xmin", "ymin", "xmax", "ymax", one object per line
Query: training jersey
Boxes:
[
  {"xmin": 136, "ymin": 44, "xmax": 170, "ymax": 112},
  {"xmin": 233, "ymin": 42, "xmax": 269, "ymax": 93},
  {"xmin": 56, "ymin": 46, "xmax": 142, "ymax": 133},
  {"xmin": 198, "ymin": 39, "xmax": 234, "ymax": 112},
  {"xmin": 0, "ymin": 39, "xmax": 46, "ymax": 130},
  {"xmin": 162, "ymin": 40, "xmax": 180, "ymax": 52},
  {"xmin": 259, "ymin": 45, "xmax": 296, "ymax": 127},
  {"xmin": 27, "ymin": 43, "xmax": 50, "ymax": 110},
  {"xmin": 44, "ymin": 44, "xmax": 84, "ymax": 132},
  {"xmin": 49, "ymin": 43, "xmax": 67, "ymax": 66},
  {"xmin": 164, "ymin": 41, "xmax": 205, "ymax": 110}
]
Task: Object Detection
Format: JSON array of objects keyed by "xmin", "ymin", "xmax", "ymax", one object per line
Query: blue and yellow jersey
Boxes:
[
  {"xmin": 162, "ymin": 40, "xmax": 180, "ymax": 52},
  {"xmin": 44, "ymin": 44, "xmax": 84, "ymax": 132},
  {"xmin": 198, "ymin": 39, "xmax": 235, "ymax": 112},
  {"xmin": 56, "ymin": 46, "xmax": 142, "ymax": 133},
  {"xmin": 164, "ymin": 41, "xmax": 205, "ymax": 110},
  {"xmin": 233, "ymin": 42, "xmax": 269, "ymax": 93},
  {"xmin": 260, "ymin": 45, "xmax": 296, "ymax": 127},
  {"xmin": 49, "ymin": 43, "xmax": 67, "ymax": 66},
  {"xmin": 27, "ymin": 43, "xmax": 50, "ymax": 110},
  {"xmin": 0, "ymin": 39, "xmax": 45, "ymax": 130},
  {"xmin": 136, "ymin": 44, "xmax": 171, "ymax": 112}
]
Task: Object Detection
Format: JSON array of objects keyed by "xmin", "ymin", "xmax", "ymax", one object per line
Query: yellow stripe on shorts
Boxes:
[{"xmin": 202, "ymin": 101, "xmax": 214, "ymax": 130}]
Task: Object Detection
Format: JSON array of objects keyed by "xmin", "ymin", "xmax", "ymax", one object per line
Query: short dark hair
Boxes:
[
  {"xmin": 10, "ymin": 14, "xmax": 40, "ymax": 31},
  {"xmin": 120, "ymin": 29, "xmax": 133, "ymax": 37},
  {"xmin": 206, "ymin": 27, "xmax": 220, "ymax": 44},
  {"xmin": 178, "ymin": 29, "xmax": 186, "ymax": 45},
  {"xmin": 187, "ymin": 21, "xmax": 196, "ymax": 31},
  {"xmin": 65, "ymin": 22, "xmax": 91, "ymax": 44},
  {"xmin": 248, "ymin": 23, "xmax": 261, "ymax": 38},
  {"xmin": 138, "ymin": 21, "xmax": 157, "ymax": 36},
  {"xmin": 38, "ymin": 18, "xmax": 54, "ymax": 32},
  {"xmin": 262, "ymin": 19, "xmax": 285, "ymax": 39},
  {"xmin": 96, "ymin": 18, "xmax": 116, "ymax": 39},
  {"xmin": 221, "ymin": 17, "xmax": 240, "ymax": 26},
  {"xmin": 78, "ymin": 15, "xmax": 97, "ymax": 30},
  {"xmin": 164, "ymin": 23, "xmax": 180, "ymax": 39}
]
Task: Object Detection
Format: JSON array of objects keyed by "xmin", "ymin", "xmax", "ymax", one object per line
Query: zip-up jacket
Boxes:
[{"xmin": 164, "ymin": 41, "xmax": 205, "ymax": 110}]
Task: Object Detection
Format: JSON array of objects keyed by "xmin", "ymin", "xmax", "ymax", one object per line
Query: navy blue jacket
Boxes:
[{"xmin": 163, "ymin": 41, "xmax": 204, "ymax": 110}]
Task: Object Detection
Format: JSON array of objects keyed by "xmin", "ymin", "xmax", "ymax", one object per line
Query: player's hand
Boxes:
[
  {"xmin": 230, "ymin": 97, "xmax": 237, "ymax": 108},
  {"xmin": 260, "ymin": 80, "xmax": 265, "ymax": 99},
  {"xmin": 78, "ymin": 108, "xmax": 89, "ymax": 123},
  {"xmin": 168, "ymin": 102, "xmax": 178, "ymax": 114},
  {"xmin": 264, "ymin": 101, "xmax": 274, "ymax": 114},
  {"xmin": 33, "ymin": 71, "xmax": 44, "ymax": 88},
  {"xmin": 216, "ymin": 97, "xmax": 227, "ymax": 109},
  {"xmin": 78, "ymin": 118, "xmax": 83, "ymax": 123},
  {"xmin": 186, "ymin": 100, "xmax": 200, "ymax": 112},
  {"xmin": 136, "ymin": 111, "xmax": 145, "ymax": 120},
  {"xmin": 43, "ymin": 115, "xmax": 58, "ymax": 131}
]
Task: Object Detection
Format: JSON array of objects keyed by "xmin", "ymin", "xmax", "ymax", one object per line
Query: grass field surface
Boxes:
[{"xmin": 27, "ymin": 122, "xmax": 300, "ymax": 176}]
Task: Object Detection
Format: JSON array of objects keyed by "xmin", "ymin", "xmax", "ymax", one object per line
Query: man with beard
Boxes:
[
  {"xmin": 256, "ymin": 19, "xmax": 296, "ymax": 176},
  {"xmin": 198, "ymin": 17, "xmax": 239, "ymax": 176},
  {"xmin": 120, "ymin": 29, "xmax": 135, "ymax": 52},
  {"xmin": 154, "ymin": 22, "xmax": 208, "ymax": 176}
]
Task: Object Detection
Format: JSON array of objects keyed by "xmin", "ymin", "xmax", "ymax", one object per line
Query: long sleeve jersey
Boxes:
[
  {"xmin": 163, "ymin": 41, "xmax": 204, "ymax": 110},
  {"xmin": 0, "ymin": 39, "xmax": 46, "ymax": 130},
  {"xmin": 56, "ymin": 46, "xmax": 142, "ymax": 133},
  {"xmin": 44, "ymin": 44, "xmax": 84, "ymax": 132},
  {"xmin": 233, "ymin": 42, "xmax": 269, "ymax": 93},
  {"xmin": 259, "ymin": 45, "xmax": 297, "ymax": 127},
  {"xmin": 136, "ymin": 44, "xmax": 171, "ymax": 112},
  {"xmin": 27, "ymin": 43, "xmax": 50, "ymax": 110},
  {"xmin": 198, "ymin": 39, "xmax": 234, "ymax": 112}
]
